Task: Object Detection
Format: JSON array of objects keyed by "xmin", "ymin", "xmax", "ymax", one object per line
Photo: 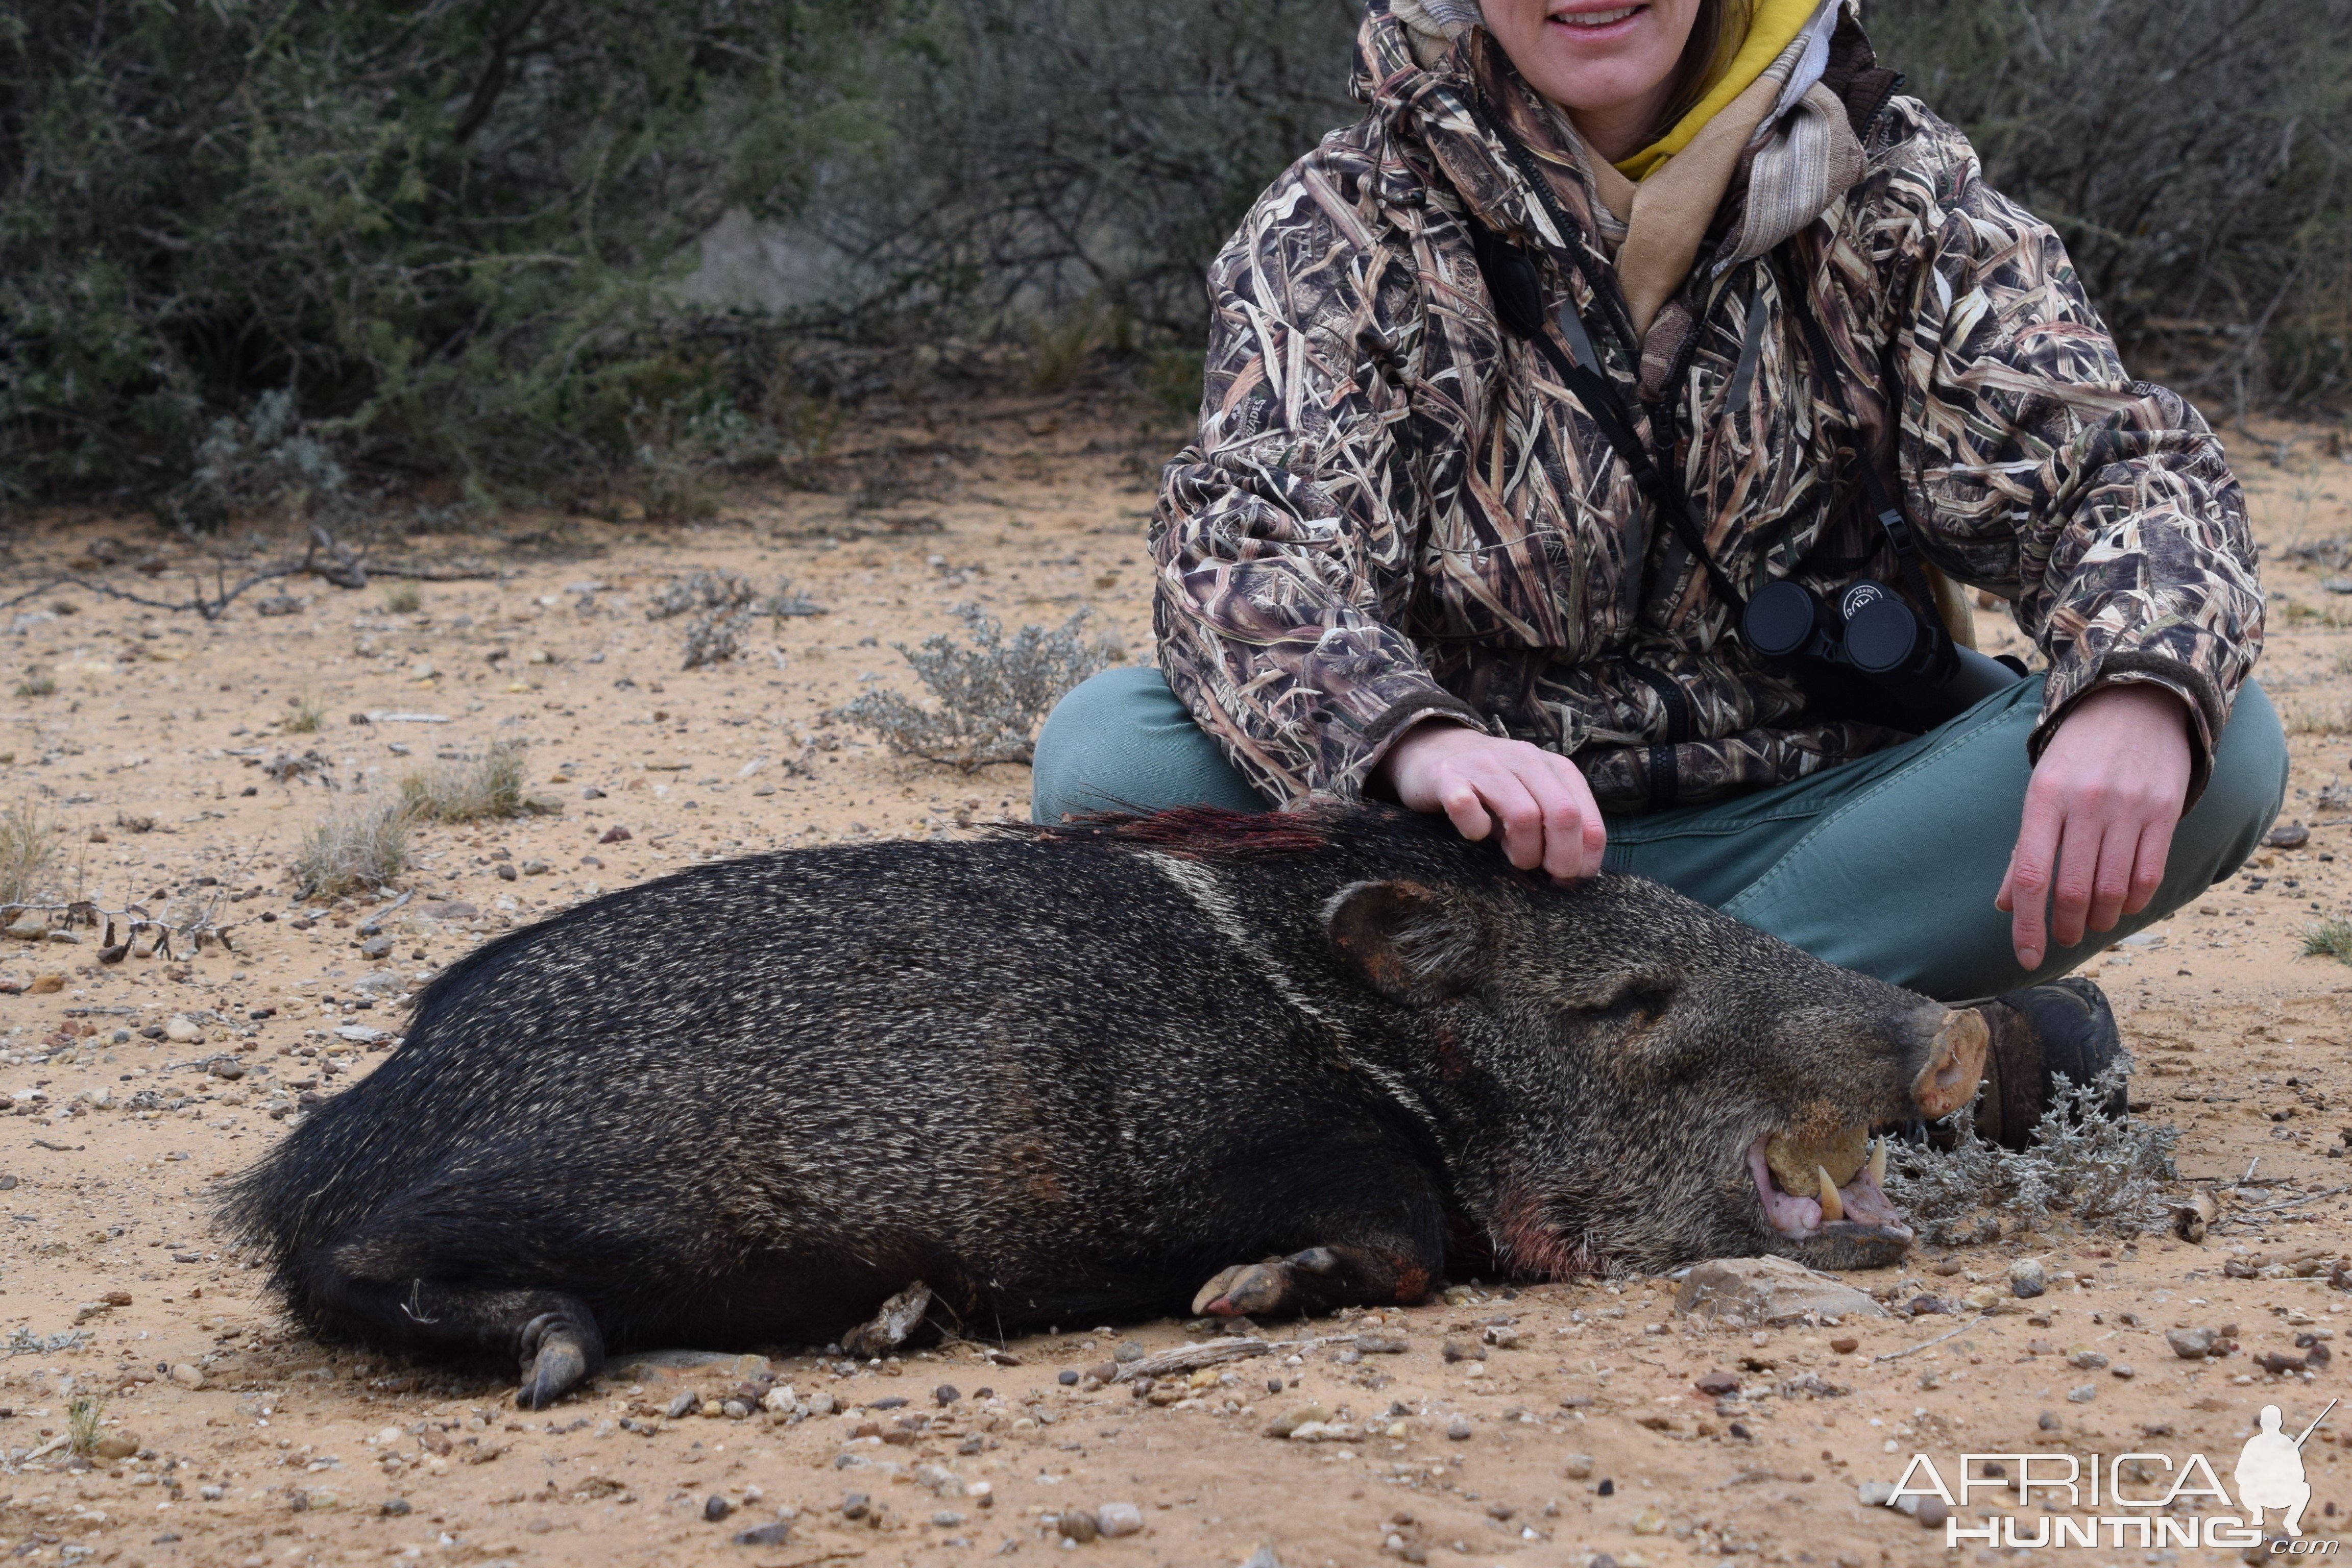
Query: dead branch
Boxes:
[{"xmin": 0, "ymin": 526, "xmax": 497, "ymax": 621}]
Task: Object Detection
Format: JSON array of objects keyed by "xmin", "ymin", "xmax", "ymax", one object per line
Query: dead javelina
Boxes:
[{"xmin": 222, "ymin": 803, "xmax": 1983, "ymax": 1407}]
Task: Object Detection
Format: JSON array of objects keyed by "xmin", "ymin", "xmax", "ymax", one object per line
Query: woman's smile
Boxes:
[{"xmin": 1549, "ymin": 4, "xmax": 1652, "ymax": 38}]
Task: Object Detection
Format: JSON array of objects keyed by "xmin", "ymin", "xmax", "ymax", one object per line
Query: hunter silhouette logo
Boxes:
[
  {"xmin": 2237, "ymin": 1401, "xmax": 2334, "ymax": 1537},
  {"xmin": 1884, "ymin": 1398, "xmax": 2338, "ymax": 1550}
]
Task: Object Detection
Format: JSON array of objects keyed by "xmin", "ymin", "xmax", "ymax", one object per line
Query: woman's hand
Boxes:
[
  {"xmin": 1995, "ymin": 684, "xmax": 2193, "ymax": 972},
  {"xmin": 1374, "ymin": 722, "xmax": 1608, "ymax": 880}
]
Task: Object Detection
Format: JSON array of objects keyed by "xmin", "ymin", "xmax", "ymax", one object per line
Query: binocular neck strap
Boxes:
[
  {"xmin": 1465, "ymin": 216, "xmax": 1749, "ymax": 618},
  {"xmin": 1774, "ymin": 254, "xmax": 1942, "ymax": 611}
]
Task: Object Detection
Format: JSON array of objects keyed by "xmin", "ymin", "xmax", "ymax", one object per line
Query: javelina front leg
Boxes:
[{"xmin": 1192, "ymin": 1239, "xmax": 1438, "ymax": 1320}]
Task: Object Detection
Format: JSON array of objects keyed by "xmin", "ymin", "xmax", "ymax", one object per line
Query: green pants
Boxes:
[{"xmin": 1030, "ymin": 666, "xmax": 2288, "ymax": 1001}]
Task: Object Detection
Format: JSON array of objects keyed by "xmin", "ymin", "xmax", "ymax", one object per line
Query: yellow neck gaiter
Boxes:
[{"xmin": 1615, "ymin": 0, "xmax": 1818, "ymax": 180}]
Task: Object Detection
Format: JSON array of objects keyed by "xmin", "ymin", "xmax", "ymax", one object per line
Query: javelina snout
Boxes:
[{"xmin": 222, "ymin": 803, "xmax": 1976, "ymax": 1408}]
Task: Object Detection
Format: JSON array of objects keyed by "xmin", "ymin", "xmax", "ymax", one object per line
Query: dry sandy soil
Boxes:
[{"xmin": 4, "ymin": 395, "xmax": 2352, "ymax": 1568}]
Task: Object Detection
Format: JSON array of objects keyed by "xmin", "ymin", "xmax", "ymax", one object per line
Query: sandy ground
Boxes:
[{"xmin": 4, "ymin": 395, "xmax": 2352, "ymax": 1568}]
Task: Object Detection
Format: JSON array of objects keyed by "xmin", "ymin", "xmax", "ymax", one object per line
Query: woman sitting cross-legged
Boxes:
[{"xmin": 1033, "ymin": 0, "xmax": 2283, "ymax": 1145}]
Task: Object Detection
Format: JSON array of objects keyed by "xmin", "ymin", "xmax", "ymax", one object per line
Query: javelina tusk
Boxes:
[
  {"xmin": 1867, "ymin": 1135, "xmax": 1886, "ymax": 1187},
  {"xmin": 1816, "ymin": 1165, "xmax": 1844, "ymax": 1223}
]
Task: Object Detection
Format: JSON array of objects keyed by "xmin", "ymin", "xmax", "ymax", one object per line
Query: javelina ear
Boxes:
[{"xmin": 1322, "ymin": 879, "xmax": 1487, "ymax": 1004}]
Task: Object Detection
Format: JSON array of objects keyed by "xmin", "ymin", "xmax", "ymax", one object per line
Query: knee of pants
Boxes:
[
  {"xmin": 1029, "ymin": 666, "xmax": 1265, "ymax": 823},
  {"xmin": 2177, "ymin": 681, "xmax": 2288, "ymax": 889}
]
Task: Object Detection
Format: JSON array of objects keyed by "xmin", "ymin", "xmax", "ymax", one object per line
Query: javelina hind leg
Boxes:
[
  {"xmin": 1191, "ymin": 1239, "xmax": 1436, "ymax": 1319},
  {"xmin": 305, "ymin": 1265, "xmax": 605, "ymax": 1409}
]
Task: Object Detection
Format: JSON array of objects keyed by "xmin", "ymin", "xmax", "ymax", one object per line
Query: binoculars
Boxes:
[{"xmin": 1743, "ymin": 577, "xmax": 2028, "ymax": 729}]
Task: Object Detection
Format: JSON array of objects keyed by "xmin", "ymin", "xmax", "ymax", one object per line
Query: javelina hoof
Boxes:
[
  {"xmin": 1192, "ymin": 1248, "xmax": 1334, "ymax": 1318},
  {"xmin": 515, "ymin": 1309, "xmax": 603, "ymax": 1409}
]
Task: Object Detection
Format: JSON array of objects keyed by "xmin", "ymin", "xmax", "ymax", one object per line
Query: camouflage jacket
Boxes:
[{"xmin": 1150, "ymin": 3, "xmax": 2262, "ymax": 813}]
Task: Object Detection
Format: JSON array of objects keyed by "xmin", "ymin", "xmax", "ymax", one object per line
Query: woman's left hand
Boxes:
[{"xmin": 1995, "ymin": 683, "xmax": 2193, "ymax": 973}]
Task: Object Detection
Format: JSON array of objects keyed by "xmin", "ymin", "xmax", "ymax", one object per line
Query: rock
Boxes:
[
  {"xmin": 934, "ymin": 1384, "xmax": 961, "ymax": 1406},
  {"xmin": 382, "ymin": 1498, "xmax": 411, "ymax": 1516},
  {"xmin": 1631, "ymin": 1506, "xmax": 1667, "ymax": 1535},
  {"xmin": 2008, "ymin": 1258, "xmax": 2047, "ymax": 1298},
  {"xmin": 207, "ymin": 1058, "xmax": 245, "ymax": 1080},
  {"xmin": 599, "ymin": 825, "xmax": 633, "ymax": 844},
  {"xmin": 665, "ymin": 1390, "xmax": 699, "ymax": 1420},
  {"xmin": 93, "ymin": 1433, "xmax": 139, "ymax": 1460},
  {"xmin": 2068, "ymin": 1350, "xmax": 2109, "ymax": 1371},
  {"xmin": 521, "ymin": 860, "xmax": 550, "ymax": 876},
  {"xmin": 359, "ymin": 936, "xmax": 394, "ymax": 959},
  {"xmin": 424, "ymin": 901, "xmax": 478, "ymax": 920},
  {"xmin": 1264, "ymin": 1404, "xmax": 1331, "ymax": 1439},
  {"xmin": 842, "ymin": 1282, "xmax": 932, "ymax": 1359},
  {"xmin": 1113, "ymin": 1341, "xmax": 1146, "ymax": 1364},
  {"xmin": 169, "ymin": 1363, "xmax": 203, "ymax": 1389},
  {"xmin": 2066, "ymin": 1385, "xmax": 2096, "ymax": 1403},
  {"xmin": 1098, "ymin": 1503, "xmax": 1145, "ymax": 1537},
  {"xmin": 735, "ymin": 1522, "xmax": 793, "ymax": 1546},
  {"xmin": 46, "ymin": 929, "xmax": 79, "ymax": 944},
  {"xmin": 1563, "ymin": 1454, "xmax": 1595, "ymax": 1479},
  {"xmin": 1446, "ymin": 1416, "xmax": 1472, "ymax": 1441},
  {"xmin": 704, "ymin": 1495, "xmax": 733, "ymax": 1522},
  {"xmin": 28, "ymin": 972, "xmax": 65, "ymax": 994},
  {"xmin": 495, "ymin": 864, "xmax": 519, "ymax": 882},
  {"xmin": 1693, "ymin": 1370, "xmax": 1740, "ymax": 1395},
  {"xmin": 1830, "ymin": 1336, "xmax": 1860, "ymax": 1354},
  {"xmin": 1915, "ymin": 1497, "xmax": 1950, "ymax": 1529},
  {"xmin": 2167, "ymin": 1327, "xmax": 2216, "ymax": 1359},
  {"xmin": 2112, "ymin": 1363, "xmax": 2136, "ymax": 1380},
  {"xmin": 1675, "ymin": 1256, "xmax": 1889, "ymax": 1326},
  {"xmin": 164, "ymin": 1015, "xmax": 203, "ymax": 1044},
  {"xmin": 5, "ymin": 914, "xmax": 50, "ymax": 942},
  {"xmin": 1961, "ymin": 1285, "xmax": 2001, "ymax": 1311},
  {"xmin": 1056, "ymin": 1510, "xmax": 1099, "ymax": 1544},
  {"xmin": 2266, "ymin": 822, "xmax": 2312, "ymax": 850}
]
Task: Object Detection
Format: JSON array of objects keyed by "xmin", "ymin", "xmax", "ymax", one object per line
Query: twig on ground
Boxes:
[{"xmin": 1873, "ymin": 1312, "xmax": 1991, "ymax": 1363}]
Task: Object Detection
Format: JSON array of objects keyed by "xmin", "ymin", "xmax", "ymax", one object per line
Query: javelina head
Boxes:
[{"xmin": 1323, "ymin": 865, "xmax": 1981, "ymax": 1275}]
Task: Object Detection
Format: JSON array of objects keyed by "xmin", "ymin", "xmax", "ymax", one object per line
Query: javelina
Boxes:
[{"xmin": 224, "ymin": 804, "xmax": 1984, "ymax": 1407}]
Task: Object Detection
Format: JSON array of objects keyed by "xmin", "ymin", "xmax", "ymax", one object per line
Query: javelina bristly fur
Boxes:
[{"xmin": 223, "ymin": 804, "xmax": 1981, "ymax": 1407}]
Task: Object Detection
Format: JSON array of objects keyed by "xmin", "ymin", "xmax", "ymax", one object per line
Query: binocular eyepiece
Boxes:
[{"xmin": 1743, "ymin": 577, "xmax": 2026, "ymax": 728}]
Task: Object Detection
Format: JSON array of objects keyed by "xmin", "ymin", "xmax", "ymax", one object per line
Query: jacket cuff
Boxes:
[
  {"xmin": 2031, "ymin": 649, "xmax": 2226, "ymax": 808},
  {"xmin": 1327, "ymin": 691, "xmax": 1494, "ymax": 803}
]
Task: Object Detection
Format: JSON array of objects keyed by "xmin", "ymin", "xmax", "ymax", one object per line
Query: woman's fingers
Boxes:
[
  {"xmin": 1372, "ymin": 723, "xmax": 1607, "ymax": 879},
  {"xmin": 2125, "ymin": 815, "xmax": 2176, "ymax": 917},
  {"xmin": 2003, "ymin": 783, "xmax": 2064, "ymax": 971}
]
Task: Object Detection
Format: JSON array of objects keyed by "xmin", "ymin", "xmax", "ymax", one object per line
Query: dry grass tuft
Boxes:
[
  {"xmin": 0, "ymin": 797, "xmax": 61, "ymax": 909},
  {"xmin": 2305, "ymin": 919, "xmax": 2352, "ymax": 965},
  {"xmin": 292, "ymin": 798, "xmax": 410, "ymax": 900},
  {"xmin": 381, "ymin": 580, "xmax": 423, "ymax": 614},
  {"xmin": 2283, "ymin": 697, "xmax": 2352, "ymax": 736},
  {"xmin": 68, "ymin": 1393, "xmax": 103, "ymax": 1457},
  {"xmin": 283, "ymin": 691, "xmax": 326, "ymax": 733},
  {"xmin": 397, "ymin": 739, "xmax": 557, "ymax": 823},
  {"xmin": 13, "ymin": 665, "xmax": 57, "ymax": 698}
]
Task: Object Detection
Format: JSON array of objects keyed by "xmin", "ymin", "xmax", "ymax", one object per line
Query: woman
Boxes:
[{"xmin": 1032, "ymin": 0, "xmax": 2282, "ymax": 1140}]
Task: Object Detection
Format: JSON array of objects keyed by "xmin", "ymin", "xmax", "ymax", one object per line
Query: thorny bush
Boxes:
[
  {"xmin": 836, "ymin": 604, "xmax": 1121, "ymax": 770},
  {"xmin": 1886, "ymin": 1062, "xmax": 2180, "ymax": 1244}
]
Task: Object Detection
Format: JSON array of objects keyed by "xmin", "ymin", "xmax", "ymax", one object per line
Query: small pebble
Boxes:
[
  {"xmin": 1446, "ymin": 1417, "xmax": 1472, "ymax": 1441},
  {"xmin": 704, "ymin": 1495, "xmax": 733, "ymax": 1522},
  {"xmin": 934, "ymin": 1384, "xmax": 961, "ymax": 1406},
  {"xmin": 665, "ymin": 1390, "xmax": 698, "ymax": 1420},
  {"xmin": 1056, "ymin": 1510, "xmax": 1099, "ymax": 1544},
  {"xmin": 1915, "ymin": 1497, "xmax": 1949, "ymax": 1529},
  {"xmin": 2066, "ymin": 1385, "xmax": 2096, "ymax": 1404},
  {"xmin": 1114, "ymin": 1342, "xmax": 1146, "ymax": 1364},
  {"xmin": 1563, "ymin": 1454, "xmax": 1594, "ymax": 1479},
  {"xmin": 381, "ymin": 1498, "xmax": 410, "ymax": 1517},
  {"xmin": 1097, "ymin": 1502, "xmax": 1144, "ymax": 1538},
  {"xmin": 169, "ymin": 1364, "xmax": 203, "ymax": 1389},
  {"xmin": 735, "ymin": 1522, "xmax": 792, "ymax": 1547},
  {"xmin": 2008, "ymin": 1258, "xmax": 2047, "ymax": 1299},
  {"xmin": 1830, "ymin": 1337, "xmax": 1859, "ymax": 1354},
  {"xmin": 1057, "ymin": 1369, "xmax": 1079, "ymax": 1386}
]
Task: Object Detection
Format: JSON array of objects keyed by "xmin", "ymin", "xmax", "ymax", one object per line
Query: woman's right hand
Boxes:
[{"xmin": 1374, "ymin": 722, "xmax": 1608, "ymax": 881}]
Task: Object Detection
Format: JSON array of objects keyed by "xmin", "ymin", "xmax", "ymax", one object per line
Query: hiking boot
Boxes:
[{"xmin": 1969, "ymin": 976, "xmax": 2127, "ymax": 1151}]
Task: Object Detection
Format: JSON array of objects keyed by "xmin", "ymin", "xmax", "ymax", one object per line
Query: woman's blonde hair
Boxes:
[{"xmin": 1642, "ymin": 0, "xmax": 1756, "ymax": 149}]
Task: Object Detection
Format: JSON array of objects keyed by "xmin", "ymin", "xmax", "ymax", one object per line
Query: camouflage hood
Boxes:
[{"xmin": 1150, "ymin": 1, "xmax": 2262, "ymax": 813}]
